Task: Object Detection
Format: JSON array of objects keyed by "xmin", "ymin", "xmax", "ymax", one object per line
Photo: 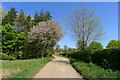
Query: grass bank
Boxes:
[{"xmin": 1, "ymin": 57, "xmax": 53, "ymax": 78}]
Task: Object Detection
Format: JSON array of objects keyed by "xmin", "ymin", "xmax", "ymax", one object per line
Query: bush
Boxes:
[{"xmin": 1, "ymin": 53, "xmax": 16, "ymax": 60}]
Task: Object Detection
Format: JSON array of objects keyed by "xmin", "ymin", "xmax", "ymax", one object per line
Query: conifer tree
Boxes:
[
  {"xmin": 15, "ymin": 9, "xmax": 26, "ymax": 27},
  {"xmin": 2, "ymin": 8, "xmax": 17, "ymax": 25}
]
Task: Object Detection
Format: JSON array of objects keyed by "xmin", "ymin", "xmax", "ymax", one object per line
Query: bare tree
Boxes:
[
  {"xmin": 55, "ymin": 44, "xmax": 61, "ymax": 51},
  {"xmin": 64, "ymin": 45, "xmax": 68, "ymax": 51},
  {"xmin": 66, "ymin": 7, "xmax": 105, "ymax": 50}
]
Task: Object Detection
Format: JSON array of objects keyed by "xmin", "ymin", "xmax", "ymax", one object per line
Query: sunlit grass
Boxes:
[{"xmin": 1, "ymin": 57, "xmax": 53, "ymax": 78}]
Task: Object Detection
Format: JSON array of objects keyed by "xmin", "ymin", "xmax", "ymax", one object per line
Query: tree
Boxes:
[
  {"xmin": 77, "ymin": 40, "xmax": 84, "ymax": 50},
  {"xmin": 33, "ymin": 12, "xmax": 48, "ymax": 25},
  {"xmin": 45, "ymin": 11, "xmax": 52, "ymax": 20},
  {"xmin": 33, "ymin": 11, "xmax": 39, "ymax": 25},
  {"xmin": 2, "ymin": 8, "xmax": 17, "ymax": 26},
  {"xmin": 40, "ymin": 9, "xmax": 45, "ymax": 16},
  {"xmin": 29, "ymin": 20, "xmax": 63, "ymax": 58},
  {"xmin": 88, "ymin": 41, "xmax": 103, "ymax": 51},
  {"xmin": 15, "ymin": 9, "xmax": 26, "ymax": 28},
  {"xmin": 2, "ymin": 24, "xmax": 27, "ymax": 59},
  {"xmin": 106, "ymin": 40, "xmax": 120, "ymax": 49},
  {"xmin": 25, "ymin": 15, "xmax": 33, "ymax": 29},
  {"xmin": 33, "ymin": 10, "xmax": 52, "ymax": 26},
  {"xmin": 64, "ymin": 45, "xmax": 68, "ymax": 51},
  {"xmin": 66, "ymin": 7, "xmax": 105, "ymax": 50},
  {"xmin": 55, "ymin": 44, "xmax": 61, "ymax": 51}
]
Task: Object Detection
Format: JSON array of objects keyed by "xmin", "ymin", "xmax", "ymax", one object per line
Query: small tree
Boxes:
[
  {"xmin": 106, "ymin": 40, "xmax": 119, "ymax": 49},
  {"xmin": 55, "ymin": 44, "xmax": 61, "ymax": 52},
  {"xmin": 64, "ymin": 45, "xmax": 68, "ymax": 51},
  {"xmin": 88, "ymin": 41, "xmax": 103, "ymax": 51}
]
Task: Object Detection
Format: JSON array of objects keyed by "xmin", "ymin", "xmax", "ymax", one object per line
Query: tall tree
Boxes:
[
  {"xmin": 66, "ymin": 7, "xmax": 105, "ymax": 50},
  {"xmin": 2, "ymin": 24, "xmax": 27, "ymax": 59},
  {"xmin": 33, "ymin": 11, "xmax": 39, "ymax": 25},
  {"xmin": 34, "ymin": 11, "xmax": 39, "ymax": 19},
  {"xmin": 45, "ymin": 11, "xmax": 52, "ymax": 20},
  {"xmin": 33, "ymin": 10, "xmax": 52, "ymax": 26},
  {"xmin": 2, "ymin": 8, "xmax": 17, "ymax": 26},
  {"xmin": 40, "ymin": 9, "xmax": 45, "ymax": 16},
  {"xmin": 15, "ymin": 9, "xmax": 26, "ymax": 28},
  {"xmin": 25, "ymin": 15, "xmax": 32, "ymax": 29}
]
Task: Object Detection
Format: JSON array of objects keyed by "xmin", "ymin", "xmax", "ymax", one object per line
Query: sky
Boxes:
[
  {"xmin": 2, "ymin": 0, "xmax": 119, "ymax": 2},
  {"xmin": 2, "ymin": 2, "xmax": 118, "ymax": 48}
]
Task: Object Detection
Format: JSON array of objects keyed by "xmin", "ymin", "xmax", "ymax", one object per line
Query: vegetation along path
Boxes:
[{"xmin": 33, "ymin": 55, "xmax": 83, "ymax": 78}]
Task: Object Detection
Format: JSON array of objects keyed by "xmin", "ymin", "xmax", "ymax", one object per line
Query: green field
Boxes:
[{"xmin": 0, "ymin": 57, "xmax": 53, "ymax": 78}]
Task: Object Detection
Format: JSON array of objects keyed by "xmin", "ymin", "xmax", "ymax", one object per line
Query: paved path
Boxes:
[{"xmin": 33, "ymin": 55, "xmax": 83, "ymax": 78}]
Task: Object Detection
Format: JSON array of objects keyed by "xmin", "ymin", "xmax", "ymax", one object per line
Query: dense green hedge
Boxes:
[
  {"xmin": 61, "ymin": 48, "xmax": 120, "ymax": 70},
  {"xmin": 92, "ymin": 48, "xmax": 120, "ymax": 70}
]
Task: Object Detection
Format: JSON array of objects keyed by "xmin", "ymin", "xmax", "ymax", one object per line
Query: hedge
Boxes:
[{"xmin": 61, "ymin": 48, "xmax": 120, "ymax": 70}]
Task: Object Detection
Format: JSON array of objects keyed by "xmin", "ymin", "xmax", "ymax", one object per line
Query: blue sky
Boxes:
[{"xmin": 2, "ymin": 2, "xmax": 118, "ymax": 48}]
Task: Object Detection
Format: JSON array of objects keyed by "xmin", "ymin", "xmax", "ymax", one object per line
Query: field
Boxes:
[{"xmin": 0, "ymin": 57, "xmax": 53, "ymax": 78}]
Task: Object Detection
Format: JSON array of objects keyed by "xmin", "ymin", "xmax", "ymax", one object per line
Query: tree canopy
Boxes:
[
  {"xmin": 29, "ymin": 20, "xmax": 63, "ymax": 58},
  {"xmin": 66, "ymin": 7, "xmax": 105, "ymax": 50},
  {"xmin": 2, "ymin": 8, "xmax": 17, "ymax": 26},
  {"xmin": 106, "ymin": 40, "xmax": 120, "ymax": 49},
  {"xmin": 88, "ymin": 41, "xmax": 103, "ymax": 51}
]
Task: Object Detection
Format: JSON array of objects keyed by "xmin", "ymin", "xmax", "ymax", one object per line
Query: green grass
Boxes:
[
  {"xmin": 71, "ymin": 60, "xmax": 120, "ymax": 79},
  {"xmin": 1, "ymin": 57, "xmax": 53, "ymax": 78}
]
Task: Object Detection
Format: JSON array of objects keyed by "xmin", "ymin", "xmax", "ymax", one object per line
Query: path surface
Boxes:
[{"xmin": 33, "ymin": 55, "xmax": 83, "ymax": 78}]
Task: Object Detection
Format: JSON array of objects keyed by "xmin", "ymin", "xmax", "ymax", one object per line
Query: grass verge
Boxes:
[{"xmin": 1, "ymin": 57, "xmax": 53, "ymax": 78}]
